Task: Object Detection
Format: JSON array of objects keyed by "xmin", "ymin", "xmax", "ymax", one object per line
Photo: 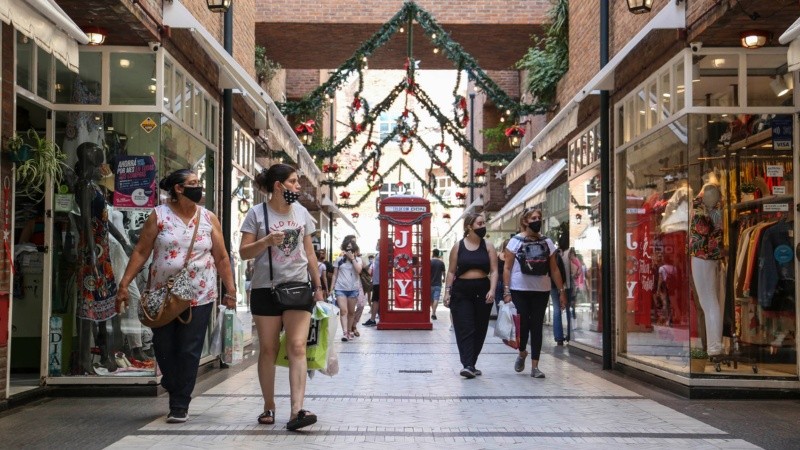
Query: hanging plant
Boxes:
[
  {"xmin": 515, "ymin": 0, "xmax": 569, "ymax": 106},
  {"xmin": 11, "ymin": 129, "xmax": 67, "ymax": 202}
]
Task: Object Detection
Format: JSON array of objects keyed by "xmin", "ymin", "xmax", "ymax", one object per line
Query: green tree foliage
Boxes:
[{"xmin": 516, "ymin": 0, "xmax": 569, "ymax": 106}]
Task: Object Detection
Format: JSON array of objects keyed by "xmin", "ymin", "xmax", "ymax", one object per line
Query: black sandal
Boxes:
[
  {"xmin": 257, "ymin": 410, "xmax": 275, "ymax": 425},
  {"xmin": 286, "ymin": 409, "xmax": 317, "ymax": 431}
]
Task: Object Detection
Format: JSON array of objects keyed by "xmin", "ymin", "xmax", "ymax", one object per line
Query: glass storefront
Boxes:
[
  {"xmin": 615, "ymin": 48, "xmax": 797, "ymax": 380},
  {"xmin": 9, "ymin": 41, "xmax": 220, "ymax": 386}
]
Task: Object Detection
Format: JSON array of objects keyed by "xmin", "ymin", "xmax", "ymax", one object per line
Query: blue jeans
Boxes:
[
  {"xmin": 431, "ymin": 285, "xmax": 442, "ymax": 303},
  {"xmin": 152, "ymin": 302, "xmax": 213, "ymax": 410},
  {"xmin": 550, "ymin": 288, "xmax": 573, "ymax": 342}
]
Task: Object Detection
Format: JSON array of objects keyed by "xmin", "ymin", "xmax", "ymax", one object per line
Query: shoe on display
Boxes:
[
  {"xmin": 531, "ymin": 367, "xmax": 545, "ymax": 378},
  {"xmin": 166, "ymin": 408, "xmax": 188, "ymax": 423}
]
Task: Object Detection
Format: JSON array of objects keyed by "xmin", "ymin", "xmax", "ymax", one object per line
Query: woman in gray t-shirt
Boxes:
[
  {"xmin": 239, "ymin": 164, "xmax": 324, "ymax": 431},
  {"xmin": 331, "ymin": 235, "xmax": 363, "ymax": 341}
]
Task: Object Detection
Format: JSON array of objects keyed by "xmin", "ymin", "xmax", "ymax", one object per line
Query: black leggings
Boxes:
[
  {"xmin": 511, "ymin": 290, "xmax": 549, "ymax": 360},
  {"xmin": 450, "ymin": 278, "xmax": 492, "ymax": 369}
]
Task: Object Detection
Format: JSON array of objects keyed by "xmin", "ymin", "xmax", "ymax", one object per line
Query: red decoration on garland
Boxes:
[
  {"xmin": 351, "ymin": 212, "xmax": 360, "ymax": 219},
  {"xmin": 474, "ymin": 168, "xmax": 487, "ymax": 177},
  {"xmin": 294, "ymin": 120, "xmax": 315, "ymax": 134},
  {"xmin": 339, "ymin": 191, "xmax": 351, "ymax": 200},
  {"xmin": 455, "ymin": 192, "xmax": 467, "ymax": 200},
  {"xmin": 322, "ymin": 163, "xmax": 339, "ymax": 174},
  {"xmin": 504, "ymin": 124, "xmax": 525, "ymax": 137},
  {"xmin": 453, "ymin": 95, "xmax": 469, "ymax": 128}
]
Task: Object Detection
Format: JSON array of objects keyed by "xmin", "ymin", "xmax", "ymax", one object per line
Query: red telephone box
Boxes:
[{"xmin": 377, "ymin": 195, "xmax": 432, "ymax": 330}]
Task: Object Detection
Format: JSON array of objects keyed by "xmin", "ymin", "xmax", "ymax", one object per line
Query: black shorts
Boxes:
[
  {"xmin": 371, "ymin": 285, "xmax": 380, "ymax": 303},
  {"xmin": 251, "ymin": 288, "xmax": 314, "ymax": 316}
]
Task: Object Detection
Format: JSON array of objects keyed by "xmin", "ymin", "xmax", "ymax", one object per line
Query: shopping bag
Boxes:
[
  {"xmin": 494, "ymin": 302, "xmax": 516, "ymax": 341},
  {"xmin": 222, "ymin": 308, "xmax": 244, "ymax": 365},
  {"xmin": 317, "ymin": 302, "xmax": 340, "ymax": 376},
  {"xmin": 506, "ymin": 313, "xmax": 521, "ymax": 350},
  {"xmin": 210, "ymin": 305, "xmax": 227, "ymax": 357},
  {"xmin": 276, "ymin": 303, "xmax": 329, "ymax": 370}
]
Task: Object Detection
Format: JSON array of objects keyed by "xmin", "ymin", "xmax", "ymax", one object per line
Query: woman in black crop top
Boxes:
[{"xmin": 444, "ymin": 212, "xmax": 498, "ymax": 379}]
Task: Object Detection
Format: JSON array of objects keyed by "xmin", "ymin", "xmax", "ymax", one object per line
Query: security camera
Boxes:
[
  {"xmin": 690, "ymin": 41, "xmax": 703, "ymax": 53},
  {"xmin": 149, "ymin": 41, "xmax": 160, "ymax": 52}
]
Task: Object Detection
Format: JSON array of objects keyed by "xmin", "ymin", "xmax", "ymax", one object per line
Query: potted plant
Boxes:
[
  {"xmin": 13, "ymin": 129, "xmax": 67, "ymax": 202},
  {"xmin": 690, "ymin": 347, "xmax": 708, "ymax": 373},
  {"xmin": 740, "ymin": 182, "xmax": 756, "ymax": 202},
  {"xmin": 4, "ymin": 133, "xmax": 29, "ymax": 163}
]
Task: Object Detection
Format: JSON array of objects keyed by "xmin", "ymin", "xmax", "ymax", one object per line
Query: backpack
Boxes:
[{"xmin": 513, "ymin": 236, "xmax": 551, "ymax": 276}]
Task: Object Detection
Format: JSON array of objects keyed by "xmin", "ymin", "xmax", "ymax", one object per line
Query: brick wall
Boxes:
[
  {"xmin": 286, "ymin": 70, "xmax": 322, "ymax": 99},
  {"xmin": 181, "ymin": 0, "xmax": 256, "ymax": 78},
  {"xmin": 256, "ymin": 0, "xmax": 550, "ymax": 24},
  {"xmin": 485, "ymin": 71, "xmax": 520, "ymax": 98}
]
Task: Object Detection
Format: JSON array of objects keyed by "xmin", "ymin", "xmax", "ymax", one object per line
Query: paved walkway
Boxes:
[{"xmin": 1, "ymin": 313, "xmax": 797, "ymax": 448}]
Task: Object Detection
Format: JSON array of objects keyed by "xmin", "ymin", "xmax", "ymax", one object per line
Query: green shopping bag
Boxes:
[{"xmin": 276, "ymin": 303, "xmax": 329, "ymax": 370}]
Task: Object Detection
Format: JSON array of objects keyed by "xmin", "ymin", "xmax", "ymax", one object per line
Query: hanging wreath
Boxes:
[
  {"xmin": 431, "ymin": 142, "xmax": 453, "ymax": 166},
  {"xmin": 393, "ymin": 253, "xmax": 413, "ymax": 273},
  {"xmin": 396, "ymin": 110, "xmax": 419, "ymax": 155},
  {"xmin": 238, "ymin": 198, "xmax": 250, "ymax": 214},
  {"xmin": 349, "ymin": 97, "xmax": 370, "ymax": 132},
  {"xmin": 453, "ymin": 95, "xmax": 469, "ymax": 128}
]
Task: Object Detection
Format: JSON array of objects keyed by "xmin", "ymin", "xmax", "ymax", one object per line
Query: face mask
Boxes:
[
  {"xmin": 282, "ymin": 185, "xmax": 301, "ymax": 204},
  {"xmin": 182, "ymin": 186, "xmax": 203, "ymax": 203},
  {"xmin": 527, "ymin": 220, "xmax": 542, "ymax": 233},
  {"xmin": 473, "ymin": 227, "xmax": 487, "ymax": 239}
]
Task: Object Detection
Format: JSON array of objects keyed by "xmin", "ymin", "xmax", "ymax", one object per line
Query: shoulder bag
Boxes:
[
  {"xmin": 139, "ymin": 208, "xmax": 201, "ymax": 328},
  {"xmin": 263, "ymin": 203, "xmax": 314, "ymax": 309}
]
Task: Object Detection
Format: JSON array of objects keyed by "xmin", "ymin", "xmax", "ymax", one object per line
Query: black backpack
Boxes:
[{"xmin": 513, "ymin": 236, "xmax": 551, "ymax": 276}]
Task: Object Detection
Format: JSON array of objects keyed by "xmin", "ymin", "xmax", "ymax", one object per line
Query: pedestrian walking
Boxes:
[
  {"xmin": 444, "ymin": 213, "xmax": 498, "ymax": 379},
  {"xmin": 550, "ymin": 234, "xmax": 572, "ymax": 345},
  {"xmin": 316, "ymin": 249, "xmax": 330, "ymax": 298},
  {"xmin": 331, "ymin": 235, "xmax": 363, "ymax": 341},
  {"xmin": 502, "ymin": 208, "xmax": 567, "ymax": 379},
  {"xmin": 239, "ymin": 163, "xmax": 324, "ymax": 431},
  {"xmin": 430, "ymin": 249, "xmax": 446, "ymax": 320},
  {"xmin": 494, "ymin": 238, "xmax": 511, "ymax": 312},
  {"xmin": 115, "ymin": 169, "xmax": 236, "ymax": 424},
  {"xmin": 351, "ymin": 248, "xmax": 371, "ymax": 337},
  {"xmin": 363, "ymin": 242, "xmax": 380, "ymax": 327}
]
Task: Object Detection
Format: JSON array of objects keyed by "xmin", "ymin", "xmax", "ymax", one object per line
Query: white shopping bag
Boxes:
[{"xmin": 494, "ymin": 302, "xmax": 517, "ymax": 342}]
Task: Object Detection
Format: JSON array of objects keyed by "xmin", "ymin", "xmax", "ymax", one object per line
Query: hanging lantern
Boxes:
[
  {"xmin": 443, "ymin": 213, "xmax": 451, "ymax": 225},
  {"xmin": 474, "ymin": 168, "xmax": 487, "ymax": 185},
  {"xmin": 740, "ymin": 30, "xmax": 770, "ymax": 49},
  {"xmin": 322, "ymin": 163, "xmax": 339, "ymax": 182},
  {"xmin": 351, "ymin": 212, "xmax": 360, "ymax": 223},
  {"xmin": 294, "ymin": 120, "xmax": 315, "ymax": 146},
  {"xmin": 206, "ymin": 0, "xmax": 232, "ymax": 13},
  {"xmin": 504, "ymin": 124, "xmax": 525, "ymax": 148},
  {"xmin": 454, "ymin": 191, "xmax": 467, "ymax": 207},
  {"xmin": 83, "ymin": 26, "xmax": 107, "ymax": 45},
  {"xmin": 626, "ymin": 0, "xmax": 653, "ymax": 14}
]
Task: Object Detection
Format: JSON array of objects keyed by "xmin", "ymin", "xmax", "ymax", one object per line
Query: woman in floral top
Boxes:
[{"xmin": 116, "ymin": 169, "xmax": 236, "ymax": 424}]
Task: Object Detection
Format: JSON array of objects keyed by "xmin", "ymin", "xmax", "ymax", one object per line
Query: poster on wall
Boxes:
[
  {"xmin": 113, "ymin": 156, "xmax": 157, "ymax": 210},
  {"xmin": 771, "ymin": 115, "xmax": 792, "ymax": 150}
]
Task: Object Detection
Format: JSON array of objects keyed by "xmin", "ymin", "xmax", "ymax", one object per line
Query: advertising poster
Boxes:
[
  {"xmin": 114, "ymin": 156, "xmax": 157, "ymax": 210},
  {"xmin": 392, "ymin": 225, "xmax": 415, "ymax": 309}
]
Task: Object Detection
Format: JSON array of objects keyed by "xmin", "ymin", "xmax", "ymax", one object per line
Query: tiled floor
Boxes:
[{"xmin": 103, "ymin": 314, "xmax": 760, "ymax": 449}]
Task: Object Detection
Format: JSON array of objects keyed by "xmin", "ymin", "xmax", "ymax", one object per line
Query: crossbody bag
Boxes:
[{"xmin": 263, "ymin": 203, "xmax": 314, "ymax": 309}]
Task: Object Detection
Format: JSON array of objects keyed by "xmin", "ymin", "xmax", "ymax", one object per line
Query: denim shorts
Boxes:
[
  {"xmin": 335, "ymin": 289, "xmax": 360, "ymax": 299},
  {"xmin": 431, "ymin": 285, "xmax": 442, "ymax": 302}
]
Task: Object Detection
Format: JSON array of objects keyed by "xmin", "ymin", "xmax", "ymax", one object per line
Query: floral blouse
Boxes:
[
  {"xmin": 150, "ymin": 205, "xmax": 217, "ymax": 306},
  {"xmin": 688, "ymin": 196, "xmax": 723, "ymax": 260}
]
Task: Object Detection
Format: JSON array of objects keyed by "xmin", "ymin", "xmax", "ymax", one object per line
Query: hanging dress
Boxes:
[{"xmin": 77, "ymin": 182, "xmax": 118, "ymax": 321}]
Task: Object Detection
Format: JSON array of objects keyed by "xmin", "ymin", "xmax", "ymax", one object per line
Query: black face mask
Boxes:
[
  {"xmin": 282, "ymin": 185, "xmax": 301, "ymax": 204},
  {"xmin": 182, "ymin": 186, "xmax": 203, "ymax": 203},
  {"xmin": 473, "ymin": 227, "xmax": 487, "ymax": 239},
  {"xmin": 527, "ymin": 220, "xmax": 542, "ymax": 233}
]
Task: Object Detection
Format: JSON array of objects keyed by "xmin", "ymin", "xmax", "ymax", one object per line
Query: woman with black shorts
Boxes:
[{"xmin": 240, "ymin": 164, "xmax": 324, "ymax": 431}]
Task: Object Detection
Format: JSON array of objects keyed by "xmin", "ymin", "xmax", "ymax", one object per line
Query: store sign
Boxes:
[
  {"xmin": 773, "ymin": 186, "xmax": 786, "ymax": 195},
  {"xmin": 49, "ymin": 316, "xmax": 62, "ymax": 376},
  {"xmin": 775, "ymin": 245, "xmax": 793, "ymax": 264},
  {"xmin": 771, "ymin": 116, "xmax": 792, "ymax": 150},
  {"xmin": 114, "ymin": 156, "xmax": 157, "ymax": 210},
  {"xmin": 766, "ymin": 165, "xmax": 784, "ymax": 177},
  {"xmin": 140, "ymin": 117, "xmax": 157, "ymax": 134},
  {"xmin": 54, "ymin": 193, "xmax": 74, "ymax": 212},
  {"xmin": 763, "ymin": 203, "xmax": 789, "ymax": 212}
]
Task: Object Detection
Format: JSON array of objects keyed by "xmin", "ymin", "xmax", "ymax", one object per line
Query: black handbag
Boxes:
[{"xmin": 263, "ymin": 203, "xmax": 314, "ymax": 309}]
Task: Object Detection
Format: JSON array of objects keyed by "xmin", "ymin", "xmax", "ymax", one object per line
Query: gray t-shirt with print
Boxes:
[{"xmin": 240, "ymin": 202, "xmax": 316, "ymax": 289}]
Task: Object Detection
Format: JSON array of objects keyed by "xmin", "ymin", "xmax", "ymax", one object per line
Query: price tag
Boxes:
[
  {"xmin": 763, "ymin": 203, "xmax": 789, "ymax": 212},
  {"xmin": 773, "ymin": 186, "xmax": 786, "ymax": 195},
  {"xmin": 766, "ymin": 165, "xmax": 784, "ymax": 177}
]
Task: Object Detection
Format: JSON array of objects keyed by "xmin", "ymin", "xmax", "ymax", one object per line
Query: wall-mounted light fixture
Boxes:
[
  {"xmin": 740, "ymin": 30, "xmax": 771, "ymax": 49},
  {"xmin": 83, "ymin": 26, "xmax": 107, "ymax": 45},
  {"xmin": 626, "ymin": 0, "xmax": 653, "ymax": 14}
]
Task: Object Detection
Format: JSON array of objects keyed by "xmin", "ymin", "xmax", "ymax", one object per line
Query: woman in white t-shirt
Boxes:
[
  {"xmin": 502, "ymin": 208, "xmax": 566, "ymax": 379},
  {"xmin": 239, "ymin": 164, "xmax": 324, "ymax": 431},
  {"xmin": 331, "ymin": 235, "xmax": 363, "ymax": 341}
]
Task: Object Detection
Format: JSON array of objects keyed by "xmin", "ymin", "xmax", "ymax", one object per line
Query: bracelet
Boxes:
[{"xmin": 224, "ymin": 293, "xmax": 236, "ymax": 299}]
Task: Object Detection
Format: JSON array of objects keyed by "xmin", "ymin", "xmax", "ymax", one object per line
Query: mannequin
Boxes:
[
  {"xmin": 689, "ymin": 182, "xmax": 725, "ymax": 357},
  {"xmin": 74, "ymin": 142, "xmax": 119, "ymax": 374}
]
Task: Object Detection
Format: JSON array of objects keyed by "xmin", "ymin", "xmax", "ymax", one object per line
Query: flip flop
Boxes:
[
  {"xmin": 286, "ymin": 409, "xmax": 317, "ymax": 431},
  {"xmin": 257, "ymin": 410, "xmax": 275, "ymax": 425}
]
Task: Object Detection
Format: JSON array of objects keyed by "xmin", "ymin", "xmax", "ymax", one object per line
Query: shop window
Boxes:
[
  {"xmin": 16, "ymin": 32, "xmax": 34, "ymax": 92},
  {"xmin": 674, "ymin": 61, "xmax": 686, "ymax": 112},
  {"xmin": 36, "ymin": 47, "xmax": 52, "ymax": 101},
  {"xmin": 111, "ymin": 52, "xmax": 157, "ymax": 105},
  {"xmin": 746, "ymin": 53, "xmax": 792, "ymax": 107},
  {"xmin": 164, "ymin": 61, "xmax": 173, "ymax": 111},
  {"xmin": 193, "ymin": 85, "xmax": 203, "ymax": 131},
  {"xmin": 659, "ymin": 70, "xmax": 672, "ymax": 116},
  {"xmin": 174, "ymin": 72, "xmax": 184, "ymax": 119},
  {"xmin": 184, "ymin": 81, "xmax": 193, "ymax": 125},
  {"xmin": 635, "ymin": 88, "xmax": 646, "ymax": 135},
  {"xmin": 647, "ymin": 81, "xmax": 658, "ymax": 129},
  {"xmin": 692, "ymin": 54, "xmax": 740, "ymax": 107},
  {"xmin": 55, "ymin": 51, "xmax": 101, "ymax": 106}
]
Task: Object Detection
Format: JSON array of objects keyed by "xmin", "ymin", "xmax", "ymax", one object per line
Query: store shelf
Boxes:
[
  {"xmin": 733, "ymin": 195, "xmax": 793, "ymax": 210},
  {"xmin": 729, "ymin": 129, "xmax": 772, "ymax": 150}
]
